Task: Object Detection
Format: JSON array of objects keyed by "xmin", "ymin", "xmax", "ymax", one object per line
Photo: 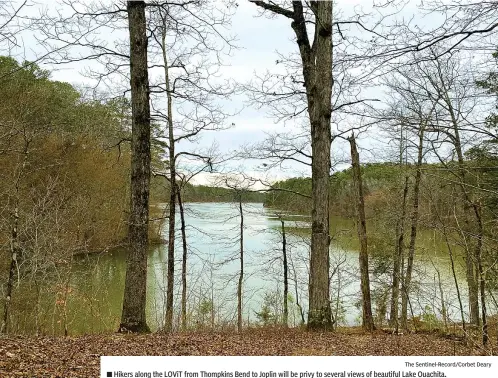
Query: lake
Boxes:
[{"xmin": 8, "ymin": 202, "xmax": 469, "ymax": 335}]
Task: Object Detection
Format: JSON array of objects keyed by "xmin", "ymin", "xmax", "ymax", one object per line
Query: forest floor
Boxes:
[{"xmin": 0, "ymin": 327, "xmax": 495, "ymax": 377}]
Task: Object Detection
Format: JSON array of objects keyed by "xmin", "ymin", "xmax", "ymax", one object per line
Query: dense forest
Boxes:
[{"xmin": 0, "ymin": 0, "xmax": 498, "ymax": 363}]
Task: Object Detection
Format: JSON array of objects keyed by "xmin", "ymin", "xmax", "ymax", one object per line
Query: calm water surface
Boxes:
[{"xmin": 10, "ymin": 202, "xmax": 468, "ymax": 335}]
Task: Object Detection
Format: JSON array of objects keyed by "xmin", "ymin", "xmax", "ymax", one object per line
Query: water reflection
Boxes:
[{"xmin": 7, "ymin": 202, "xmax": 469, "ymax": 335}]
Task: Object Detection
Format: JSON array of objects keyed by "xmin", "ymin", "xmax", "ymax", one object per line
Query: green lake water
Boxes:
[{"xmin": 7, "ymin": 202, "xmax": 471, "ymax": 335}]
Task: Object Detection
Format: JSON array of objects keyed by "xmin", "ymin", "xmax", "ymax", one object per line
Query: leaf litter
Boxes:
[{"xmin": 0, "ymin": 327, "xmax": 492, "ymax": 377}]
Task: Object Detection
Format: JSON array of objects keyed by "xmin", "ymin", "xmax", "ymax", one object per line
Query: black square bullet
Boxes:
[{"xmin": 107, "ymin": 373, "xmax": 112, "ymax": 377}]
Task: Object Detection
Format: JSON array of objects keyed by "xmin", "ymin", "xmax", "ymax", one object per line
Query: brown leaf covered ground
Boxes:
[{"xmin": 0, "ymin": 328, "xmax": 492, "ymax": 377}]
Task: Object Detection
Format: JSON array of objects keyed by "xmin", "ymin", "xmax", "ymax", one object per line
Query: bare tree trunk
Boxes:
[
  {"xmin": 210, "ymin": 269, "xmax": 215, "ymax": 330},
  {"xmin": 1, "ymin": 140, "xmax": 29, "ymax": 334},
  {"xmin": 290, "ymin": 255, "xmax": 305, "ymax": 326},
  {"xmin": 390, "ymin": 126, "xmax": 408, "ymax": 330},
  {"xmin": 442, "ymin": 206, "xmax": 468, "ymax": 334},
  {"xmin": 160, "ymin": 22, "xmax": 176, "ymax": 333},
  {"xmin": 473, "ymin": 202, "xmax": 488, "ymax": 346},
  {"xmin": 237, "ymin": 194, "xmax": 244, "ymax": 333},
  {"xmin": 429, "ymin": 181, "xmax": 466, "ymax": 335},
  {"xmin": 462, "ymin": 221, "xmax": 479, "ymax": 325},
  {"xmin": 251, "ymin": 0, "xmax": 334, "ymax": 331},
  {"xmin": 120, "ymin": 0, "xmax": 151, "ymax": 333},
  {"xmin": 438, "ymin": 77, "xmax": 480, "ymax": 326},
  {"xmin": 401, "ymin": 126, "xmax": 425, "ymax": 330},
  {"xmin": 2, "ymin": 210, "xmax": 20, "ymax": 334},
  {"xmin": 435, "ymin": 266, "xmax": 448, "ymax": 333},
  {"xmin": 305, "ymin": 0, "xmax": 333, "ymax": 331},
  {"xmin": 390, "ymin": 174, "xmax": 408, "ymax": 330},
  {"xmin": 281, "ymin": 218, "xmax": 288, "ymax": 327},
  {"xmin": 348, "ymin": 134, "xmax": 375, "ymax": 332},
  {"xmin": 177, "ymin": 189, "xmax": 188, "ymax": 331}
]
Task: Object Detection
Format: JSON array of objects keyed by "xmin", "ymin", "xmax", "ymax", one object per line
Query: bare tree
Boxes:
[
  {"xmin": 348, "ymin": 133, "xmax": 374, "ymax": 331},
  {"xmin": 249, "ymin": 0, "xmax": 333, "ymax": 330},
  {"xmin": 0, "ymin": 0, "xmax": 27, "ymax": 53},
  {"xmin": 389, "ymin": 125, "xmax": 409, "ymax": 331},
  {"xmin": 146, "ymin": 1, "xmax": 235, "ymax": 331},
  {"xmin": 280, "ymin": 217, "xmax": 288, "ymax": 327},
  {"xmin": 119, "ymin": 0, "xmax": 151, "ymax": 333},
  {"xmin": 1, "ymin": 134, "xmax": 28, "ymax": 333}
]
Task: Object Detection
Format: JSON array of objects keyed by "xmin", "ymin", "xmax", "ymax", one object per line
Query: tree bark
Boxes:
[
  {"xmin": 401, "ymin": 125, "xmax": 425, "ymax": 330},
  {"xmin": 390, "ymin": 174, "xmax": 408, "ymax": 330},
  {"xmin": 159, "ymin": 22, "xmax": 177, "ymax": 332},
  {"xmin": 281, "ymin": 218, "xmax": 288, "ymax": 327},
  {"xmin": 437, "ymin": 74, "xmax": 480, "ymax": 326},
  {"xmin": 453, "ymin": 137, "xmax": 480, "ymax": 328},
  {"xmin": 390, "ymin": 125, "xmax": 409, "ymax": 330},
  {"xmin": 436, "ymin": 205, "xmax": 467, "ymax": 333},
  {"xmin": 290, "ymin": 255, "xmax": 305, "ymax": 326},
  {"xmin": 303, "ymin": 0, "xmax": 334, "ymax": 331},
  {"xmin": 120, "ymin": 0, "xmax": 151, "ymax": 333},
  {"xmin": 348, "ymin": 134, "xmax": 375, "ymax": 332},
  {"xmin": 177, "ymin": 189, "xmax": 188, "ymax": 331},
  {"xmin": 1, "ymin": 140, "xmax": 29, "ymax": 334},
  {"xmin": 251, "ymin": 0, "xmax": 334, "ymax": 331},
  {"xmin": 237, "ymin": 194, "xmax": 244, "ymax": 332},
  {"xmin": 473, "ymin": 201, "xmax": 488, "ymax": 345}
]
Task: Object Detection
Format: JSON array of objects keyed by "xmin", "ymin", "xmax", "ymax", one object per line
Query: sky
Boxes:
[{"xmin": 4, "ymin": 0, "xmax": 495, "ymax": 187}]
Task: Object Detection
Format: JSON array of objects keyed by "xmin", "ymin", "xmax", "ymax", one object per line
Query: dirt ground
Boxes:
[{"xmin": 0, "ymin": 328, "xmax": 493, "ymax": 377}]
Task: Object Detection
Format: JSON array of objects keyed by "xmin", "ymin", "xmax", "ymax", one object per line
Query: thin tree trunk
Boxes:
[
  {"xmin": 177, "ymin": 189, "xmax": 188, "ymax": 331},
  {"xmin": 401, "ymin": 126, "xmax": 425, "ymax": 330},
  {"xmin": 461, "ymin": 204, "xmax": 479, "ymax": 326},
  {"xmin": 390, "ymin": 174, "xmax": 408, "ymax": 330},
  {"xmin": 281, "ymin": 218, "xmax": 288, "ymax": 327},
  {"xmin": 290, "ymin": 255, "xmax": 305, "ymax": 326},
  {"xmin": 439, "ymin": 77, "xmax": 480, "ymax": 326},
  {"xmin": 237, "ymin": 194, "xmax": 244, "ymax": 332},
  {"xmin": 348, "ymin": 134, "xmax": 375, "ymax": 331},
  {"xmin": 443, "ymin": 207, "xmax": 467, "ymax": 334},
  {"xmin": 210, "ymin": 270, "xmax": 215, "ymax": 330},
  {"xmin": 2, "ymin": 208, "xmax": 20, "ymax": 334},
  {"xmin": 34, "ymin": 279, "xmax": 41, "ymax": 336},
  {"xmin": 160, "ymin": 21, "xmax": 176, "ymax": 332},
  {"xmin": 435, "ymin": 267, "xmax": 448, "ymax": 333},
  {"xmin": 473, "ymin": 202, "xmax": 487, "ymax": 346},
  {"xmin": 120, "ymin": 0, "xmax": 151, "ymax": 333},
  {"xmin": 390, "ymin": 125, "xmax": 408, "ymax": 330},
  {"xmin": 2, "ymin": 139, "xmax": 29, "ymax": 334}
]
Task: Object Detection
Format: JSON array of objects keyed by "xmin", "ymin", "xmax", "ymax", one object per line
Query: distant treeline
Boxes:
[
  {"xmin": 182, "ymin": 184, "xmax": 266, "ymax": 203},
  {"xmin": 264, "ymin": 160, "xmax": 498, "ymax": 222},
  {"xmin": 264, "ymin": 160, "xmax": 498, "ymax": 286}
]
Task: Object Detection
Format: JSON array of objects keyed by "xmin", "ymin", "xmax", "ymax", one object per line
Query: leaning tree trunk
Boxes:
[
  {"xmin": 177, "ymin": 189, "xmax": 188, "ymax": 331},
  {"xmin": 161, "ymin": 23, "xmax": 176, "ymax": 333},
  {"xmin": 348, "ymin": 135, "xmax": 375, "ymax": 332},
  {"xmin": 120, "ymin": 0, "xmax": 151, "ymax": 333},
  {"xmin": 290, "ymin": 256, "xmax": 305, "ymax": 325},
  {"xmin": 237, "ymin": 193, "xmax": 244, "ymax": 333},
  {"xmin": 401, "ymin": 125, "xmax": 425, "ymax": 330},
  {"xmin": 440, "ymin": 82, "xmax": 480, "ymax": 326},
  {"xmin": 435, "ymin": 200, "xmax": 467, "ymax": 334},
  {"xmin": 281, "ymin": 218, "xmax": 288, "ymax": 327}
]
